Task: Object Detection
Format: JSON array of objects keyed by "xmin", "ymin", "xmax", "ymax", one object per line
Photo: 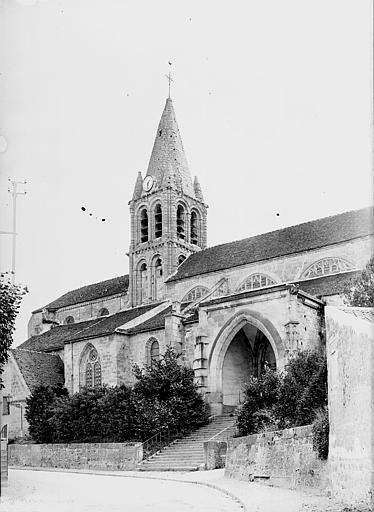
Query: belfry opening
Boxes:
[{"xmin": 222, "ymin": 323, "xmax": 276, "ymax": 410}]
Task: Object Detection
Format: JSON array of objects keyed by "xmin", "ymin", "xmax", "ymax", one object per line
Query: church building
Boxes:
[{"xmin": 2, "ymin": 96, "xmax": 373, "ymax": 439}]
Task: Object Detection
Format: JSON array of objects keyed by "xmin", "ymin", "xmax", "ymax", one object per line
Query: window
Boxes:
[
  {"xmin": 150, "ymin": 340, "xmax": 160, "ymax": 366},
  {"xmin": 137, "ymin": 261, "xmax": 148, "ymax": 304},
  {"xmin": 154, "ymin": 204, "xmax": 162, "ymax": 238},
  {"xmin": 98, "ymin": 308, "xmax": 109, "ymax": 317},
  {"xmin": 152, "ymin": 257, "xmax": 163, "ymax": 300},
  {"xmin": 177, "ymin": 204, "xmax": 185, "ymax": 240},
  {"xmin": 64, "ymin": 316, "xmax": 75, "ymax": 324},
  {"xmin": 1, "ymin": 424, "xmax": 8, "ymax": 440},
  {"xmin": 182, "ymin": 286, "xmax": 209, "ymax": 303},
  {"xmin": 178, "ymin": 255, "xmax": 186, "ymax": 266},
  {"xmin": 302, "ymin": 258, "xmax": 353, "ymax": 279},
  {"xmin": 237, "ymin": 274, "xmax": 276, "ymax": 292},
  {"xmin": 140, "ymin": 208, "xmax": 148, "ymax": 242},
  {"xmin": 190, "ymin": 210, "xmax": 199, "ymax": 245},
  {"xmin": 2, "ymin": 397, "xmax": 10, "ymax": 415},
  {"xmin": 85, "ymin": 348, "xmax": 102, "ymax": 388}
]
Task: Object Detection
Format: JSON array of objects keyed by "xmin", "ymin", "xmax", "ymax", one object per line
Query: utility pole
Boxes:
[{"xmin": 7, "ymin": 178, "xmax": 27, "ymax": 284}]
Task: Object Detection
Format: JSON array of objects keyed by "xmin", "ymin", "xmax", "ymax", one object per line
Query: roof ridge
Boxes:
[{"xmin": 201, "ymin": 206, "xmax": 374, "ymax": 254}]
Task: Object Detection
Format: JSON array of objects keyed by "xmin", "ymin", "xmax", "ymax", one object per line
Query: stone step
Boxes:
[{"xmin": 138, "ymin": 465, "xmax": 199, "ymax": 472}]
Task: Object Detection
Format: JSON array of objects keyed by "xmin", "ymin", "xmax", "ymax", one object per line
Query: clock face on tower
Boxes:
[{"xmin": 143, "ymin": 175, "xmax": 154, "ymax": 192}]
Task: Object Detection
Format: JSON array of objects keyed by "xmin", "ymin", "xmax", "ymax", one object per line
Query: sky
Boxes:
[{"xmin": 0, "ymin": 0, "xmax": 372, "ymax": 345}]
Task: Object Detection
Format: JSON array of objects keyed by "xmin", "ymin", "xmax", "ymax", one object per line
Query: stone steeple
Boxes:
[
  {"xmin": 128, "ymin": 97, "xmax": 208, "ymax": 307},
  {"xmin": 146, "ymin": 98, "xmax": 194, "ymax": 197}
]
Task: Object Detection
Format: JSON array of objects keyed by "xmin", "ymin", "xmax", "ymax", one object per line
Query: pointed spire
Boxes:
[
  {"xmin": 146, "ymin": 98, "xmax": 194, "ymax": 197},
  {"xmin": 194, "ymin": 176, "xmax": 205, "ymax": 203},
  {"xmin": 162, "ymin": 162, "xmax": 177, "ymax": 189},
  {"xmin": 132, "ymin": 171, "xmax": 143, "ymax": 200}
]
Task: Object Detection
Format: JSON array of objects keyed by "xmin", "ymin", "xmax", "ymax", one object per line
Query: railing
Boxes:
[
  {"xmin": 141, "ymin": 426, "xmax": 181, "ymax": 461},
  {"xmin": 207, "ymin": 423, "xmax": 238, "ymax": 443}
]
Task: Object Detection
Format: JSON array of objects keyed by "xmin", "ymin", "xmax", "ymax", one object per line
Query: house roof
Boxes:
[
  {"xmin": 34, "ymin": 274, "xmax": 129, "ymax": 313},
  {"xmin": 124, "ymin": 306, "xmax": 173, "ymax": 334},
  {"xmin": 19, "ymin": 304, "xmax": 158, "ymax": 352},
  {"xmin": 295, "ymin": 270, "xmax": 361, "ymax": 298},
  {"xmin": 11, "ymin": 348, "xmax": 64, "ymax": 391},
  {"xmin": 168, "ymin": 207, "xmax": 374, "ymax": 282}
]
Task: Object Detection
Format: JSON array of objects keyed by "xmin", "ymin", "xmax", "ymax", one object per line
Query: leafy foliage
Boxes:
[
  {"xmin": 312, "ymin": 407, "xmax": 329, "ymax": 460},
  {"xmin": 236, "ymin": 348, "xmax": 328, "ymax": 458},
  {"xmin": 344, "ymin": 255, "xmax": 374, "ymax": 307},
  {"xmin": 0, "ymin": 273, "xmax": 27, "ymax": 387},
  {"xmin": 25, "ymin": 347, "xmax": 208, "ymax": 444},
  {"xmin": 25, "ymin": 385, "xmax": 68, "ymax": 443}
]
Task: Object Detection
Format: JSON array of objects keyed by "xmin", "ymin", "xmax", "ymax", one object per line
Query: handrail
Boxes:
[{"xmin": 207, "ymin": 423, "xmax": 238, "ymax": 442}]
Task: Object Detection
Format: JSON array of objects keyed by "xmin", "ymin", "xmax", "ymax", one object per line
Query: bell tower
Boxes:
[{"xmin": 128, "ymin": 97, "xmax": 208, "ymax": 306}]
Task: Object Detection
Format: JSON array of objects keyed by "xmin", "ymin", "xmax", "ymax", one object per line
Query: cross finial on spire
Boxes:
[{"xmin": 165, "ymin": 62, "xmax": 173, "ymax": 98}]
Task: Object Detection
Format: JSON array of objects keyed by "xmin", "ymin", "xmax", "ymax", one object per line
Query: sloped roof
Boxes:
[
  {"xmin": 168, "ymin": 207, "xmax": 374, "ymax": 282},
  {"xmin": 295, "ymin": 270, "xmax": 361, "ymax": 298},
  {"xmin": 11, "ymin": 349, "xmax": 64, "ymax": 391},
  {"xmin": 146, "ymin": 98, "xmax": 194, "ymax": 197},
  {"xmin": 124, "ymin": 306, "xmax": 173, "ymax": 334},
  {"xmin": 19, "ymin": 304, "xmax": 158, "ymax": 352},
  {"xmin": 35, "ymin": 275, "xmax": 129, "ymax": 313}
]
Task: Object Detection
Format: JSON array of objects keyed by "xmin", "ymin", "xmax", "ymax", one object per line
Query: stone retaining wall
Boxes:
[
  {"xmin": 9, "ymin": 442, "xmax": 143, "ymax": 471},
  {"xmin": 203, "ymin": 440, "xmax": 227, "ymax": 470},
  {"xmin": 225, "ymin": 425, "xmax": 328, "ymax": 492}
]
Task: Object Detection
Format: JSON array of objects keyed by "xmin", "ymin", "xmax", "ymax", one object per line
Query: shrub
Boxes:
[
  {"xmin": 25, "ymin": 385, "xmax": 68, "ymax": 443},
  {"xmin": 236, "ymin": 348, "xmax": 329, "ymax": 458},
  {"xmin": 312, "ymin": 407, "xmax": 329, "ymax": 460}
]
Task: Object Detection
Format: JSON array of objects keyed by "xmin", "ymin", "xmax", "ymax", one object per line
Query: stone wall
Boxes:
[
  {"xmin": 167, "ymin": 236, "xmax": 373, "ymax": 304},
  {"xmin": 9, "ymin": 442, "xmax": 143, "ymax": 471},
  {"xmin": 204, "ymin": 440, "xmax": 227, "ymax": 470},
  {"xmin": 225, "ymin": 425, "xmax": 328, "ymax": 492},
  {"xmin": 326, "ymin": 306, "xmax": 374, "ymax": 508}
]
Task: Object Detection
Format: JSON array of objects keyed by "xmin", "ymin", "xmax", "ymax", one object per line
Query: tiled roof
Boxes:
[
  {"xmin": 124, "ymin": 306, "xmax": 173, "ymax": 334},
  {"xmin": 19, "ymin": 304, "xmax": 158, "ymax": 352},
  {"xmin": 168, "ymin": 207, "xmax": 374, "ymax": 282},
  {"xmin": 34, "ymin": 275, "xmax": 129, "ymax": 313},
  {"xmin": 295, "ymin": 271, "xmax": 361, "ymax": 298},
  {"xmin": 11, "ymin": 348, "xmax": 64, "ymax": 391}
]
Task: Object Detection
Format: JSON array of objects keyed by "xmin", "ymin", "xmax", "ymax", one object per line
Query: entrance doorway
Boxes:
[{"xmin": 222, "ymin": 323, "xmax": 276, "ymax": 409}]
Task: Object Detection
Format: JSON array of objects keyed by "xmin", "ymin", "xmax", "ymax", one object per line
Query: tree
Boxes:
[
  {"xmin": 344, "ymin": 255, "xmax": 374, "ymax": 307},
  {"xmin": 0, "ymin": 273, "xmax": 27, "ymax": 387}
]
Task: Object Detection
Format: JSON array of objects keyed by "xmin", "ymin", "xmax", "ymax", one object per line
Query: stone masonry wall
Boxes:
[
  {"xmin": 225, "ymin": 425, "xmax": 328, "ymax": 492},
  {"xmin": 326, "ymin": 307, "xmax": 374, "ymax": 508},
  {"xmin": 9, "ymin": 442, "xmax": 143, "ymax": 471},
  {"xmin": 167, "ymin": 236, "xmax": 373, "ymax": 304}
]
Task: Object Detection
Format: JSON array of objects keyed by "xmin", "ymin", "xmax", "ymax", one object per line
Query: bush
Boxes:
[
  {"xmin": 25, "ymin": 385, "xmax": 68, "ymax": 443},
  {"xmin": 26, "ymin": 346, "xmax": 208, "ymax": 444},
  {"xmin": 236, "ymin": 348, "xmax": 329, "ymax": 458},
  {"xmin": 312, "ymin": 407, "xmax": 329, "ymax": 460}
]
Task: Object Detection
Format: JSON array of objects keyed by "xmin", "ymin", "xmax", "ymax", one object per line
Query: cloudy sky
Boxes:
[{"xmin": 0, "ymin": 0, "xmax": 372, "ymax": 345}]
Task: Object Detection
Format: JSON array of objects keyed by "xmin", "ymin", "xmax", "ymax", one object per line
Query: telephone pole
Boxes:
[{"xmin": 7, "ymin": 178, "xmax": 27, "ymax": 284}]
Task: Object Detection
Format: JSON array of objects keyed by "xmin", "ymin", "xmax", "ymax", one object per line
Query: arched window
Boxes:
[
  {"xmin": 178, "ymin": 255, "xmax": 186, "ymax": 266},
  {"xmin": 150, "ymin": 339, "xmax": 160, "ymax": 367},
  {"xmin": 237, "ymin": 274, "xmax": 276, "ymax": 292},
  {"xmin": 302, "ymin": 257, "xmax": 353, "ymax": 279},
  {"xmin": 137, "ymin": 261, "xmax": 148, "ymax": 304},
  {"xmin": 84, "ymin": 347, "xmax": 102, "ymax": 388},
  {"xmin": 182, "ymin": 286, "xmax": 209, "ymax": 303},
  {"xmin": 190, "ymin": 210, "xmax": 200, "ymax": 245},
  {"xmin": 152, "ymin": 257, "xmax": 163, "ymax": 300},
  {"xmin": 64, "ymin": 316, "xmax": 75, "ymax": 324},
  {"xmin": 98, "ymin": 308, "xmax": 109, "ymax": 317},
  {"xmin": 140, "ymin": 208, "xmax": 148, "ymax": 242},
  {"xmin": 154, "ymin": 204, "xmax": 162, "ymax": 238},
  {"xmin": 1, "ymin": 424, "xmax": 8, "ymax": 441},
  {"xmin": 177, "ymin": 204, "xmax": 185, "ymax": 240}
]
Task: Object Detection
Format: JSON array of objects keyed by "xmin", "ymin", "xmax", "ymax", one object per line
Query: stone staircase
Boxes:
[{"xmin": 138, "ymin": 414, "xmax": 236, "ymax": 472}]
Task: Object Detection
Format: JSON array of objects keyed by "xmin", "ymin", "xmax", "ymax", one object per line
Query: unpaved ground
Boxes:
[{"xmin": 1, "ymin": 468, "xmax": 350, "ymax": 512}]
